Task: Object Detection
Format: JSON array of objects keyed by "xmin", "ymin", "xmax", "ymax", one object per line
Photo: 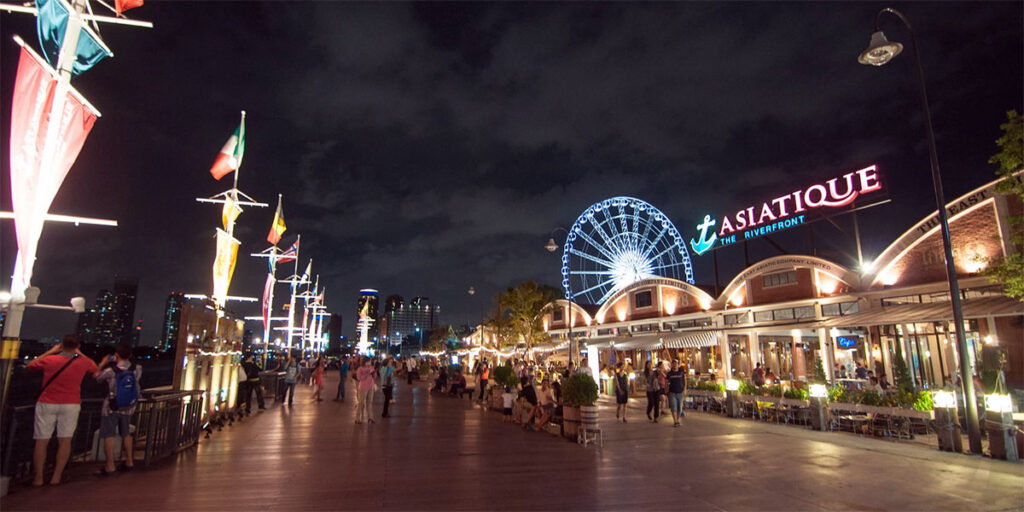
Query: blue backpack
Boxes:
[{"xmin": 111, "ymin": 363, "xmax": 139, "ymax": 410}]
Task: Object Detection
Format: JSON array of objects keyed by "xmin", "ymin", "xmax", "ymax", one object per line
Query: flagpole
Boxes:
[{"xmin": 286, "ymin": 234, "xmax": 300, "ymax": 351}]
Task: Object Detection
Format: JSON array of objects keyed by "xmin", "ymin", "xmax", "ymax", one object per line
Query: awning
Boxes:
[
  {"xmin": 663, "ymin": 330, "xmax": 721, "ymax": 349},
  {"xmin": 815, "ymin": 296, "xmax": 1024, "ymax": 328}
]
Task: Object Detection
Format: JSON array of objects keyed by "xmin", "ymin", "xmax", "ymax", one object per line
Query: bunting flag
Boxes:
[
  {"xmin": 210, "ymin": 114, "xmax": 245, "ymax": 180},
  {"xmin": 36, "ymin": 0, "xmax": 112, "ymax": 76},
  {"xmin": 221, "ymin": 194, "xmax": 242, "ymax": 231},
  {"xmin": 261, "ymin": 273, "xmax": 274, "ymax": 332},
  {"xmin": 267, "ymin": 196, "xmax": 286, "ymax": 244},
  {"xmin": 115, "ymin": 0, "xmax": 144, "ymax": 15},
  {"xmin": 278, "ymin": 239, "xmax": 298, "ymax": 263},
  {"xmin": 8, "ymin": 43, "xmax": 99, "ymax": 300},
  {"xmin": 211, "ymin": 228, "xmax": 240, "ymax": 306}
]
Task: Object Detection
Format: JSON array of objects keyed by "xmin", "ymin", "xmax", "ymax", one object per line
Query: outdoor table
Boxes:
[{"xmin": 835, "ymin": 414, "xmax": 871, "ymax": 434}]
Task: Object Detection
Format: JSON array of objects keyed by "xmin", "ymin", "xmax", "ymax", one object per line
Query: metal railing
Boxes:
[{"xmin": 1, "ymin": 389, "xmax": 205, "ymax": 482}]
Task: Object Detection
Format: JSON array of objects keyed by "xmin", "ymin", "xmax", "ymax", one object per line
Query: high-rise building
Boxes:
[
  {"xmin": 159, "ymin": 292, "xmax": 185, "ymax": 352},
  {"xmin": 75, "ymin": 276, "xmax": 139, "ymax": 346},
  {"xmin": 327, "ymin": 313, "xmax": 344, "ymax": 350},
  {"xmin": 379, "ymin": 295, "xmax": 440, "ymax": 352},
  {"xmin": 111, "ymin": 277, "xmax": 139, "ymax": 346}
]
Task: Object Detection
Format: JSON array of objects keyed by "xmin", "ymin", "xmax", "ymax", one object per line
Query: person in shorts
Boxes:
[
  {"xmin": 26, "ymin": 334, "xmax": 99, "ymax": 486},
  {"xmin": 501, "ymin": 386, "xmax": 515, "ymax": 423},
  {"xmin": 95, "ymin": 344, "xmax": 142, "ymax": 475}
]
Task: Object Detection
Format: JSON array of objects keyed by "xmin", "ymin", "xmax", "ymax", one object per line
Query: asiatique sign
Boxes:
[{"xmin": 689, "ymin": 165, "xmax": 885, "ymax": 255}]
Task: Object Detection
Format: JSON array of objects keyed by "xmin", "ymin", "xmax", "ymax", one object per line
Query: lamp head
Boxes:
[
  {"xmin": 544, "ymin": 238, "xmax": 559, "ymax": 252},
  {"xmin": 467, "ymin": 286, "xmax": 475, "ymax": 296},
  {"xmin": 858, "ymin": 30, "xmax": 903, "ymax": 66},
  {"xmin": 70, "ymin": 297, "xmax": 86, "ymax": 314}
]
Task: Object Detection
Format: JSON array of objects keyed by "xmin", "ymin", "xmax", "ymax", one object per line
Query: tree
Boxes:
[
  {"xmin": 490, "ymin": 281, "xmax": 559, "ymax": 357},
  {"xmin": 986, "ymin": 110, "xmax": 1024, "ymax": 301},
  {"xmin": 892, "ymin": 340, "xmax": 914, "ymax": 392},
  {"xmin": 424, "ymin": 325, "xmax": 449, "ymax": 353},
  {"xmin": 812, "ymin": 355, "xmax": 827, "ymax": 384}
]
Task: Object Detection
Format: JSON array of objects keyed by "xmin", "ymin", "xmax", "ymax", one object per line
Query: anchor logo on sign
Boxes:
[{"xmin": 689, "ymin": 215, "xmax": 718, "ymax": 256}]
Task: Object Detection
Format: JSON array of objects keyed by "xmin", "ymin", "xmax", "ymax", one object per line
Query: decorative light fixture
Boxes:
[
  {"xmin": 858, "ymin": 30, "xmax": 903, "ymax": 66},
  {"xmin": 726, "ymin": 379, "xmax": 740, "ymax": 391},
  {"xmin": 809, "ymin": 383, "xmax": 827, "ymax": 398},
  {"xmin": 985, "ymin": 394, "xmax": 1013, "ymax": 413},
  {"xmin": 932, "ymin": 390, "xmax": 956, "ymax": 409}
]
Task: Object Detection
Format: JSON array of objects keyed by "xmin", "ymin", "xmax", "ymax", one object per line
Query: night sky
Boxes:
[{"xmin": 2, "ymin": 2, "xmax": 1022, "ymax": 344}]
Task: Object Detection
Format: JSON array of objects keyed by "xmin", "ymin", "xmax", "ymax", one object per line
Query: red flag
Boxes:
[
  {"xmin": 9, "ymin": 44, "xmax": 98, "ymax": 298},
  {"xmin": 115, "ymin": 0, "xmax": 144, "ymax": 15}
]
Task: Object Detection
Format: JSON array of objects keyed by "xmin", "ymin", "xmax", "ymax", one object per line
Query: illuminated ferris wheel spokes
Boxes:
[{"xmin": 562, "ymin": 197, "xmax": 694, "ymax": 305}]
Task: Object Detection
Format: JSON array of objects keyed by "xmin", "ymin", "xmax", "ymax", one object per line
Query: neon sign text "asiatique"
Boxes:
[{"xmin": 689, "ymin": 165, "xmax": 883, "ymax": 255}]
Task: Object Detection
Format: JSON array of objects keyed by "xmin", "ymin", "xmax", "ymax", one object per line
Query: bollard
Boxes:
[
  {"xmin": 725, "ymin": 379, "xmax": 741, "ymax": 418},
  {"xmin": 984, "ymin": 394, "xmax": 1019, "ymax": 462},
  {"xmin": 808, "ymin": 384, "xmax": 829, "ymax": 431},
  {"xmin": 932, "ymin": 391, "xmax": 962, "ymax": 452}
]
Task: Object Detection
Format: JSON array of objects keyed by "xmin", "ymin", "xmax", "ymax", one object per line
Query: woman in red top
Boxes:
[{"xmin": 311, "ymin": 359, "xmax": 325, "ymax": 402}]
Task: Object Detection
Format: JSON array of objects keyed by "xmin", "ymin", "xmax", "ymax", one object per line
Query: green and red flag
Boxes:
[{"xmin": 209, "ymin": 114, "xmax": 245, "ymax": 180}]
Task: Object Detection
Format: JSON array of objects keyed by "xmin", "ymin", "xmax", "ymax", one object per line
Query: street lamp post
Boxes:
[
  {"xmin": 858, "ymin": 7, "xmax": 982, "ymax": 454},
  {"xmin": 546, "ymin": 227, "xmax": 575, "ymax": 367}
]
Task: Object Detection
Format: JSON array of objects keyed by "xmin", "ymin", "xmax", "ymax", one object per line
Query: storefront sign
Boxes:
[
  {"xmin": 689, "ymin": 165, "xmax": 885, "ymax": 255},
  {"xmin": 836, "ymin": 336, "xmax": 857, "ymax": 348}
]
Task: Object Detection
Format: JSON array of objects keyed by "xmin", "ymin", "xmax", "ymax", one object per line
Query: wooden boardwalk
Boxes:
[{"xmin": 4, "ymin": 374, "xmax": 1023, "ymax": 511}]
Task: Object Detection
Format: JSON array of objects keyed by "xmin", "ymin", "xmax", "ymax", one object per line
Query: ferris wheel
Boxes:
[{"xmin": 561, "ymin": 197, "xmax": 694, "ymax": 305}]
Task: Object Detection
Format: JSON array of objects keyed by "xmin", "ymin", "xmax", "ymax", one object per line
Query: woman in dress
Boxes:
[{"xmin": 311, "ymin": 359, "xmax": 325, "ymax": 402}]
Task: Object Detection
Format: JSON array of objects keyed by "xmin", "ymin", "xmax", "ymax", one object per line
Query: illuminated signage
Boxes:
[
  {"xmin": 836, "ymin": 336, "xmax": 857, "ymax": 348},
  {"xmin": 689, "ymin": 165, "xmax": 884, "ymax": 255}
]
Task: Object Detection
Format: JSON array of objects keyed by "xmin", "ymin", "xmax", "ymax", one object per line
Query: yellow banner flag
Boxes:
[
  {"xmin": 212, "ymin": 228, "xmax": 240, "ymax": 306},
  {"xmin": 221, "ymin": 195, "xmax": 242, "ymax": 231}
]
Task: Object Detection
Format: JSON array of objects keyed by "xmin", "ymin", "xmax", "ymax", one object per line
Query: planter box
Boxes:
[
  {"xmin": 829, "ymin": 402, "xmax": 934, "ymax": 420},
  {"xmin": 686, "ymin": 389, "xmax": 726, "ymax": 399}
]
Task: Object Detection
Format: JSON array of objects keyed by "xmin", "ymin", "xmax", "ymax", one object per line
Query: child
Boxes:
[{"xmin": 501, "ymin": 386, "xmax": 515, "ymax": 423}]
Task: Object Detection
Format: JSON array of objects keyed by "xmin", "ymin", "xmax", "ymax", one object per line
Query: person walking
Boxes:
[
  {"xmin": 282, "ymin": 353, "xmax": 300, "ymax": 406},
  {"xmin": 26, "ymin": 334, "xmax": 99, "ymax": 486},
  {"xmin": 666, "ymin": 360, "xmax": 687, "ymax": 427},
  {"xmin": 381, "ymin": 358, "xmax": 396, "ymax": 418},
  {"xmin": 311, "ymin": 359, "xmax": 325, "ymax": 402},
  {"xmin": 94, "ymin": 344, "xmax": 142, "ymax": 475},
  {"xmin": 355, "ymin": 359, "xmax": 376, "ymax": 424},
  {"xmin": 240, "ymin": 353, "xmax": 265, "ymax": 413},
  {"xmin": 336, "ymin": 356, "xmax": 350, "ymax": 402},
  {"xmin": 613, "ymin": 363, "xmax": 629, "ymax": 423},
  {"xmin": 644, "ymin": 361, "xmax": 662, "ymax": 422},
  {"xmin": 478, "ymin": 361, "xmax": 490, "ymax": 401}
]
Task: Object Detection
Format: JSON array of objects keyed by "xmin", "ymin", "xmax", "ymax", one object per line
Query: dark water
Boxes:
[{"xmin": 7, "ymin": 359, "xmax": 176, "ymax": 407}]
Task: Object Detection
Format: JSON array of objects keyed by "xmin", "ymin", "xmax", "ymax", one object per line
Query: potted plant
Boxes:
[{"xmin": 563, "ymin": 373, "xmax": 599, "ymax": 439}]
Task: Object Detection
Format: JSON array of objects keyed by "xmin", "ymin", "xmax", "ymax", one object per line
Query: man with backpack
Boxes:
[
  {"xmin": 240, "ymin": 353, "xmax": 266, "ymax": 413},
  {"xmin": 94, "ymin": 344, "xmax": 142, "ymax": 476},
  {"xmin": 26, "ymin": 334, "xmax": 99, "ymax": 486}
]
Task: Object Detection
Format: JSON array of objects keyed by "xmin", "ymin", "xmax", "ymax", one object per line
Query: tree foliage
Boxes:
[
  {"xmin": 488, "ymin": 281, "xmax": 559, "ymax": 354},
  {"xmin": 985, "ymin": 110, "xmax": 1024, "ymax": 301},
  {"xmin": 892, "ymin": 340, "xmax": 915, "ymax": 393}
]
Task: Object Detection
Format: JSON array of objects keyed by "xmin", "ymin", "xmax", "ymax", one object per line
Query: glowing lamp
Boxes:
[
  {"xmin": 985, "ymin": 394, "xmax": 1013, "ymax": 413},
  {"xmin": 628, "ymin": 372, "xmax": 636, "ymax": 381},
  {"xmin": 725, "ymin": 379, "xmax": 740, "ymax": 392},
  {"xmin": 699, "ymin": 297, "xmax": 711, "ymax": 310},
  {"xmin": 809, "ymin": 384, "xmax": 827, "ymax": 398},
  {"xmin": 932, "ymin": 390, "xmax": 956, "ymax": 409},
  {"xmin": 984, "ymin": 336, "xmax": 994, "ymax": 345},
  {"xmin": 728, "ymin": 292, "xmax": 744, "ymax": 307},
  {"xmin": 858, "ymin": 30, "xmax": 903, "ymax": 66}
]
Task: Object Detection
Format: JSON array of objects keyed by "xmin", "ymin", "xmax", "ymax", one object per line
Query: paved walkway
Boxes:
[{"xmin": 5, "ymin": 374, "xmax": 1022, "ymax": 511}]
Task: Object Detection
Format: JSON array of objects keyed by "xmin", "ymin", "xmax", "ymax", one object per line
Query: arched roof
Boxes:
[
  {"xmin": 594, "ymin": 277, "xmax": 714, "ymax": 323},
  {"xmin": 716, "ymin": 254, "xmax": 859, "ymax": 305},
  {"xmin": 865, "ymin": 174, "xmax": 1015, "ymax": 287}
]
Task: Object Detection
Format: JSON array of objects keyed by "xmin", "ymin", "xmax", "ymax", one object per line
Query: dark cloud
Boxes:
[{"xmin": 1, "ymin": 2, "xmax": 1021, "ymax": 342}]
